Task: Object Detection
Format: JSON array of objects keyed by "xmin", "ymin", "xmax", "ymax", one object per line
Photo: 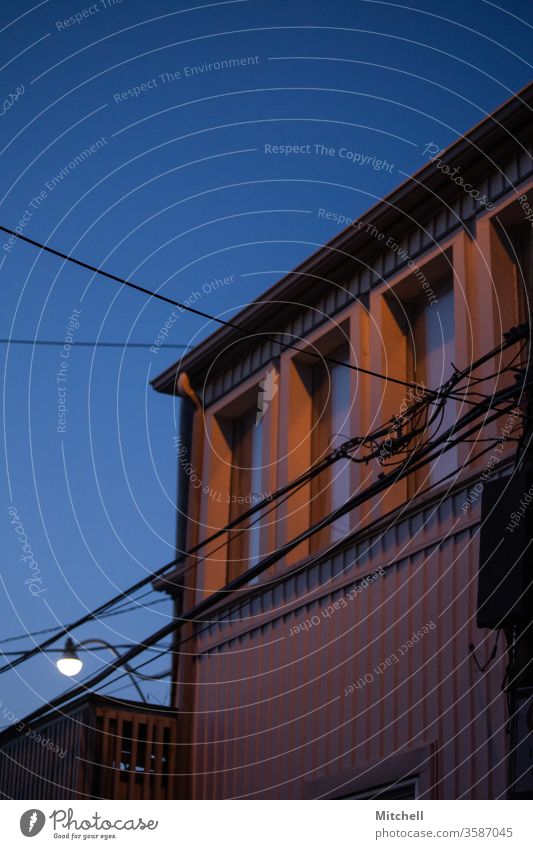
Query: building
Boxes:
[
  {"xmin": 151, "ymin": 82, "xmax": 533, "ymax": 799},
  {"xmin": 0, "ymin": 695, "xmax": 178, "ymax": 800},
  {"xmin": 1, "ymin": 83, "xmax": 532, "ymax": 802}
]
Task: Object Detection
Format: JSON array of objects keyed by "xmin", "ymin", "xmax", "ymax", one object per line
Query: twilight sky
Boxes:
[{"xmin": 1, "ymin": 0, "xmax": 531, "ymax": 723}]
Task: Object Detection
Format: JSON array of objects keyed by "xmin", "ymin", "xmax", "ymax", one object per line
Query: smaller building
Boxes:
[{"xmin": 0, "ymin": 695, "xmax": 178, "ymax": 800}]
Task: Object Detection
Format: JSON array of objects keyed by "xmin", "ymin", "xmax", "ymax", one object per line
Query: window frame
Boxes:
[
  {"xmin": 303, "ymin": 744, "xmax": 436, "ymax": 799},
  {"xmin": 310, "ymin": 343, "xmax": 352, "ymax": 550},
  {"xmin": 227, "ymin": 404, "xmax": 265, "ymax": 581},
  {"xmin": 404, "ymin": 276, "xmax": 457, "ymax": 491}
]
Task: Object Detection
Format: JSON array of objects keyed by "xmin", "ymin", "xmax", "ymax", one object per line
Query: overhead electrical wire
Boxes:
[
  {"xmin": 0, "ymin": 449, "xmax": 344, "ymax": 674},
  {"xmin": 0, "ymin": 338, "xmax": 188, "ymax": 349},
  {"xmin": 0, "ymin": 644, "xmax": 170, "ymax": 656},
  {"xmin": 0, "ymin": 326, "xmax": 527, "ymax": 673},
  {"xmin": 0, "ymin": 473, "xmax": 359, "ymax": 654},
  {"xmin": 99, "ymin": 431, "xmax": 518, "ymax": 698},
  {"xmin": 0, "ymin": 225, "xmax": 431, "ymax": 394},
  {"xmin": 0, "ymin": 476, "xmax": 324, "ymax": 654},
  {"xmin": 8, "ymin": 375, "xmax": 530, "ymax": 729},
  {"xmin": 0, "ymin": 225, "xmax": 529, "ymax": 722},
  {"xmin": 29, "ymin": 410, "xmax": 531, "ymax": 721},
  {"xmin": 0, "ymin": 595, "xmax": 170, "ymax": 647}
]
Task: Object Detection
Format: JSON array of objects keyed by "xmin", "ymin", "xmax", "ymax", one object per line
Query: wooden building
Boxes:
[
  {"xmin": 151, "ymin": 83, "xmax": 533, "ymax": 799},
  {"xmin": 0, "ymin": 695, "xmax": 178, "ymax": 800},
  {"xmin": 2, "ymin": 83, "xmax": 531, "ymax": 802}
]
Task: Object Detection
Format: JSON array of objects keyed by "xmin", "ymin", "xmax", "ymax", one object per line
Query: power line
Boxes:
[
  {"xmin": 0, "ymin": 644, "xmax": 170, "ymax": 656},
  {"xmin": 0, "ymin": 595, "xmax": 170, "ymax": 647},
  {"xmin": 95, "ymin": 648, "xmax": 172, "ymax": 694},
  {"xmin": 0, "ymin": 462, "xmax": 460, "ymax": 660},
  {"xmin": 0, "ymin": 338, "xmax": 188, "ymax": 349},
  {"xmin": 0, "ymin": 328, "xmax": 526, "ymax": 672},
  {"xmin": 0, "ymin": 450, "xmax": 338, "ymax": 672},
  {"xmin": 183, "ymin": 389, "xmax": 528, "ymax": 608},
  {"xmin": 1, "ymin": 372, "xmax": 440, "ymax": 662},
  {"xmin": 0, "ymin": 225, "xmax": 429, "ymax": 394},
  {"xmin": 10, "ymin": 379, "xmax": 529, "ymax": 729},
  {"xmin": 28, "ymin": 413, "xmax": 528, "ymax": 723},
  {"xmin": 0, "ymin": 433, "xmax": 351, "ymax": 674},
  {"xmin": 0, "ymin": 605, "xmax": 166, "ymax": 645},
  {"xmin": 100, "ymin": 434, "xmax": 513, "ymax": 697},
  {"xmin": 0, "ymin": 478, "xmax": 314, "ymax": 654}
]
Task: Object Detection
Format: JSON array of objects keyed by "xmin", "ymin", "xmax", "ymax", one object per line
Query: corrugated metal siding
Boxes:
[
  {"xmin": 189, "ymin": 489, "xmax": 508, "ymax": 799},
  {"xmin": 0, "ymin": 705, "xmax": 88, "ymax": 800}
]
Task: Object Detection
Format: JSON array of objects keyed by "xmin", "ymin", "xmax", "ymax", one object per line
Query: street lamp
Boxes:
[
  {"xmin": 56, "ymin": 637, "xmax": 147, "ymax": 702},
  {"xmin": 56, "ymin": 638, "xmax": 83, "ymax": 676}
]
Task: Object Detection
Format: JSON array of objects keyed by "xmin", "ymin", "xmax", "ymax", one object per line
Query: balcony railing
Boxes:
[{"xmin": 0, "ymin": 694, "xmax": 178, "ymax": 800}]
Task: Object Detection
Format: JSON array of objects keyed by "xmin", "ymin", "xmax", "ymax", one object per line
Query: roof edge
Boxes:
[{"xmin": 152, "ymin": 81, "xmax": 533, "ymax": 395}]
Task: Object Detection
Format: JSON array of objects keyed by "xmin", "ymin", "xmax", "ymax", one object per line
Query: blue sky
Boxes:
[{"xmin": 1, "ymin": 0, "xmax": 531, "ymax": 723}]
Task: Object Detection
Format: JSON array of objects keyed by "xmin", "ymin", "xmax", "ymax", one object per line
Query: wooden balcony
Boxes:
[{"xmin": 0, "ymin": 695, "xmax": 179, "ymax": 800}]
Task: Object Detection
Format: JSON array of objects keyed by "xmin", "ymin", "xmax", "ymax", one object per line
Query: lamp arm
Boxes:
[{"xmin": 78, "ymin": 639, "xmax": 147, "ymax": 703}]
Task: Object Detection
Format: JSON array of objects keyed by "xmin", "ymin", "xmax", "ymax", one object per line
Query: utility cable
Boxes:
[
  {"xmin": 0, "ymin": 225, "xmax": 430, "ymax": 394},
  {"xmin": 0, "ymin": 338, "xmax": 187, "ymax": 349},
  {"xmin": 11, "ymin": 385, "xmax": 526, "ymax": 728},
  {"xmin": 0, "ymin": 330, "xmax": 527, "ymax": 672}
]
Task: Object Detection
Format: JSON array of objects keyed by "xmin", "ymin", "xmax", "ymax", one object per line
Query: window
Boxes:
[
  {"xmin": 408, "ymin": 281, "xmax": 456, "ymax": 487},
  {"xmin": 510, "ymin": 222, "xmax": 532, "ymax": 324},
  {"xmin": 311, "ymin": 346, "xmax": 352, "ymax": 548},
  {"xmin": 340, "ymin": 778, "xmax": 418, "ymax": 799},
  {"xmin": 484, "ymin": 208, "xmax": 530, "ymax": 366},
  {"xmin": 227, "ymin": 406, "xmax": 264, "ymax": 580}
]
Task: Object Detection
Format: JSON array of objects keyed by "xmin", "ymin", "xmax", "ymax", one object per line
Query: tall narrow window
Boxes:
[
  {"xmin": 311, "ymin": 347, "xmax": 352, "ymax": 549},
  {"xmin": 511, "ymin": 222, "xmax": 532, "ymax": 324},
  {"xmin": 409, "ymin": 282, "xmax": 456, "ymax": 487},
  {"xmin": 227, "ymin": 407, "xmax": 264, "ymax": 580}
]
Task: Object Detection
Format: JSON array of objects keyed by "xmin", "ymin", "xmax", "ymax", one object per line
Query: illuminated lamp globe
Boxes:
[{"xmin": 56, "ymin": 638, "xmax": 83, "ymax": 677}]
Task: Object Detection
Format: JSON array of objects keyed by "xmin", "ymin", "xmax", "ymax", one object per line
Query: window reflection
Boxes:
[
  {"xmin": 409, "ymin": 282, "xmax": 456, "ymax": 487},
  {"xmin": 311, "ymin": 347, "xmax": 352, "ymax": 547}
]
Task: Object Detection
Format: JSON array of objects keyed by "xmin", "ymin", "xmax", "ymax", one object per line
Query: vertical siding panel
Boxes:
[
  {"xmin": 410, "ymin": 550, "xmax": 426, "ymax": 755},
  {"xmin": 195, "ymin": 655, "xmax": 208, "ymax": 801},
  {"xmin": 380, "ymin": 561, "xmax": 395, "ymax": 762},
  {"xmin": 331, "ymin": 593, "xmax": 346, "ymax": 775},
  {"xmin": 303, "ymin": 610, "xmax": 315, "ymax": 781},
  {"xmin": 271, "ymin": 624, "xmax": 286, "ymax": 797},
  {"xmin": 219, "ymin": 645, "xmax": 230, "ymax": 798},
  {"xmin": 459, "ymin": 534, "xmax": 478, "ymax": 798},
  {"xmin": 248, "ymin": 634, "xmax": 260, "ymax": 798},
  {"xmin": 390, "ymin": 561, "xmax": 404, "ymax": 755},
  {"xmin": 266, "ymin": 624, "xmax": 278, "ymax": 798},
  {"xmin": 318, "ymin": 604, "xmax": 329, "ymax": 781},
  {"xmin": 205, "ymin": 651, "xmax": 215, "ymax": 800},
  {"xmin": 239, "ymin": 632, "xmax": 253, "ymax": 798},
  {"xmin": 291, "ymin": 618, "xmax": 306, "ymax": 799},
  {"xmin": 256, "ymin": 631, "xmax": 268, "ymax": 798},
  {"xmin": 230, "ymin": 640, "xmax": 243, "ymax": 797},
  {"xmin": 364, "ymin": 564, "xmax": 377, "ymax": 766},
  {"xmin": 396, "ymin": 559, "xmax": 411, "ymax": 753},
  {"xmin": 231, "ymin": 638, "xmax": 243, "ymax": 798},
  {"xmin": 453, "ymin": 531, "xmax": 472, "ymax": 798},
  {"xmin": 338, "ymin": 590, "xmax": 351, "ymax": 776},
  {"xmin": 351, "ymin": 568, "xmax": 367, "ymax": 770},
  {"xmin": 330, "ymin": 596, "xmax": 344, "ymax": 778},
  {"xmin": 435, "ymin": 537, "xmax": 452, "ymax": 799},
  {"xmin": 280, "ymin": 616, "xmax": 296, "ymax": 798},
  {"xmin": 217, "ymin": 643, "xmax": 227, "ymax": 798},
  {"xmin": 208, "ymin": 652, "xmax": 219, "ymax": 800}
]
